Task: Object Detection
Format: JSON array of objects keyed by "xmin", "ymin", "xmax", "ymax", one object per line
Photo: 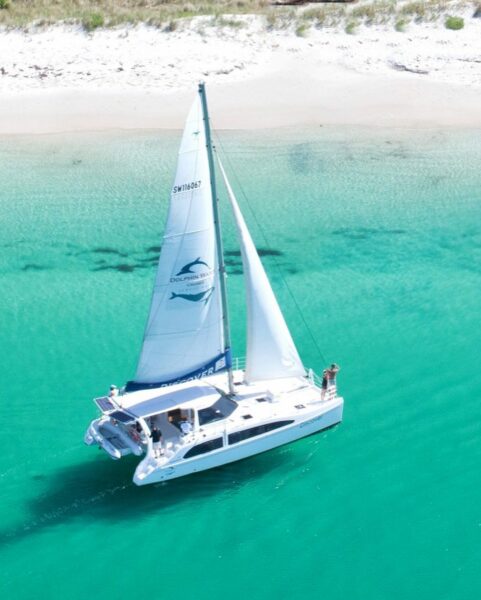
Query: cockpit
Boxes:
[{"xmin": 92, "ymin": 382, "xmax": 239, "ymax": 461}]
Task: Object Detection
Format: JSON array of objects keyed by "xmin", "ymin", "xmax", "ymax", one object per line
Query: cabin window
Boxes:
[
  {"xmin": 198, "ymin": 406, "xmax": 224, "ymax": 426},
  {"xmin": 228, "ymin": 420, "xmax": 294, "ymax": 445},
  {"xmin": 184, "ymin": 437, "xmax": 223, "ymax": 459}
]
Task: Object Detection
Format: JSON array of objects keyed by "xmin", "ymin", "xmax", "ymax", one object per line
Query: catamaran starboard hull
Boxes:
[{"xmin": 133, "ymin": 397, "xmax": 343, "ymax": 485}]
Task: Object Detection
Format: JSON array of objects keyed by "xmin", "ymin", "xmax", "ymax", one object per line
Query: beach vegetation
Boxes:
[
  {"xmin": 295, "ymin": 21, "xmax": 308, "ymax": 36},
  {"xmin": 0, "ymin": 0, "xmax": 475, "ymax": 30},
  {"xmin": 214, "ymin": 15, "xmax": 246, "ymax": 28},
  {"xmin": 301, "ymin": 4, "xmax": 346, "ymax": 28},
  {"xmin": 265, "ymin": 11, "xmax": 278, "ymax": 30},
  {"xmin": 82, "ymin": 12, "xmax": 104, "ymax": 32},
  {"xmin": 301, "ymin": 7, "xmax": 327, "ymax": 28},
  {"xmin": 345, "ymin": 20, "xmax": 357, "ymax": 34},
  {"xmin": 164, "ymin": 19, "xmax": 178, "ymax": 32},
  {"xmin": 400, "ymin": 1, "xmax": 426, "ymax": 21},
  {"xmin": 445, "ymin": 15, "xmax": 464, "ymax": 29},
  {"xmin": 394, "ymin": 17, "xmax": 407, "ymax": 31},
  {"xmin": 264, "ymin": 8, "xmax": 295, "ymax": 30},
  {"xmin": 351, "ymin": 1, "xmax": 395, "ymax": 26},
  {"xmin": 326, "ymin": 5, "xmax": 347, "ymax": 27}
]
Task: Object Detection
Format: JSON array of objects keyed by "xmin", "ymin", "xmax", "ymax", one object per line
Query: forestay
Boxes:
[
  {"xmin": 218, "ymin": 159, "xmax": 305, "ymax": 383},
  {"xmin": 127, "ymin": 96, "xmax": 228, "ymax": 391}
]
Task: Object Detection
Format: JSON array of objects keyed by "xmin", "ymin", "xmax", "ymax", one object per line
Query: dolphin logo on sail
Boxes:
[
  {"xmin": 170, "ymin": 288, "xmax": 214, "ymax": 304},
  {"xmin": 175, "ymin": 257, "xmax": 209, "ymax": 276}
]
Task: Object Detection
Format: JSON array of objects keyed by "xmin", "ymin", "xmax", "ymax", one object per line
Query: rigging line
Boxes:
[{"xmin": 212, "ymin": 129, "xmax": 328, "ymax": 368}]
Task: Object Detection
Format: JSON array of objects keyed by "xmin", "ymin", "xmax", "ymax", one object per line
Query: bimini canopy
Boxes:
[{"xmin": 120, "ymin": 380, "xmax": 221, "ymax": 419}]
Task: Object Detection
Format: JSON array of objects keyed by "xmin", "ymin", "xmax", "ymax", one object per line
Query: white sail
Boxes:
[
  {"xmin": 218, "ymin": 159, "xmax": 305, "ymax": 383},
  {"xmin": 127, "ymin": 96, "xmax": 228, "ymax": 390}
]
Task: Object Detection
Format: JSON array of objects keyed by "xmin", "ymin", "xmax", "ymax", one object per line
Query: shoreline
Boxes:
[
  {"xmin": 1, "ymin": 76, "xmax": 481, "ymax": 134},
  {"xmin": 0, "ymin": 16, "xmax": 480, "ymax": 133}
]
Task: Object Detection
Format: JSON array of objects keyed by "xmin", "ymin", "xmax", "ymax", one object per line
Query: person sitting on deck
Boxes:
[
  {"xmin": 109, "ymin": 384, "xmax": 119, "ymax": 399},
  {"xmin": 150, "ymin": 426, "xmax": 163, "ymax": 458},
  {"xmin": 179, "ymin": 417, "xmax": 193, "ymax": 436},
  {"xmin": 131, "ymin": 421, "xmax": 143, "ymax": 442}
]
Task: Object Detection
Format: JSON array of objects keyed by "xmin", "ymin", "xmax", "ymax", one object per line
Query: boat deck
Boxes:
[{"xmin": 138, "ymin": 370, "xmax": 338, "ymax": 465}]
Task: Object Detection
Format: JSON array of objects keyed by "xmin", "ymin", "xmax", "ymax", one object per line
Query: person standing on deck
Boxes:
[
  {"xmin": 327, "ymin": 364, "xmax": 340, "ymax": 387},
  {"xmin": 150, "ymin": 426, "xmax": 163, "ymax": 458},
  {"xmin": 321, "ymin": 369, "xmax": 328, "ymax": 400}
]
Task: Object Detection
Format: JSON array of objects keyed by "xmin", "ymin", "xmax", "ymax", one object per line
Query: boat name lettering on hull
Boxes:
[{"xmin": 300, "ymin": 415, "xmax": 323, "ymax": 428}]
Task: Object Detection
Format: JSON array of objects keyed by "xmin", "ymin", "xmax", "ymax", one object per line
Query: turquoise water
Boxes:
[{"xmin": 1, "ymin": 127, "xmax": 481, "ymax": 599}]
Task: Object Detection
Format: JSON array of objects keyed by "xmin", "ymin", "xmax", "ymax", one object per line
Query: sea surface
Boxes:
[{"xmin": 1, "ymin": 126, "xmax": 480, "ymax": 600}]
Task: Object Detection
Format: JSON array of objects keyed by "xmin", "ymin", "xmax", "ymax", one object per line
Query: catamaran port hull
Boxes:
[{"xmin": 133, "ymin": 397, "xmax": 343, "ymax": 486}]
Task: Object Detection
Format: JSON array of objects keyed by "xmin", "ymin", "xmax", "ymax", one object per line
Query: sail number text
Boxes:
[{"xmin": 173, "ymin": 180, "xmax": 202, "ymax": 194}]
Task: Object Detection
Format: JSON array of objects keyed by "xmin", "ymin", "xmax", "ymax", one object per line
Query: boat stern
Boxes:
[{"xmin": 84, "ymin": 413, "xmax": 145, "ymax": 461}]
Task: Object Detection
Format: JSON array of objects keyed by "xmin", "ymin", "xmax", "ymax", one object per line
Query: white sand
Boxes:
[{"xmin": 0, "ymin": 14, "xmax": 480, "ymax": 133}]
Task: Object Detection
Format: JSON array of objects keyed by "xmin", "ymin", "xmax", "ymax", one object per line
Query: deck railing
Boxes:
[
  {"xmin": 232, "ymin": 356, "xmax": 246, "ymax": 371},
  {"xmin": 308, "ymin": 368, "xmax": 337, "ymax": 401},
  {"xmin": 232, "ymin": 359, "xmax": 337, "ymax": 401}
]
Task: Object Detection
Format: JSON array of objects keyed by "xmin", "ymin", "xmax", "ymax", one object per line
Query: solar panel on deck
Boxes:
[
  {"xmin": 95, "ymin": 396, "xmax": 116, "ymax": 412},
  {"xmin": 109, "ymin": 410, "xmax": 135, "ymax": 424}
]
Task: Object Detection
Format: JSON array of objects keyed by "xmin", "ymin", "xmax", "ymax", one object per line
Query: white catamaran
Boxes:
[{"xmin": 84, "ymin": 83, "xmax": 344, "ymax": 485}]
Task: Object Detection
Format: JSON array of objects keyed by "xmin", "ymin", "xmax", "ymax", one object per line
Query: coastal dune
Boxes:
[{"xmin": 0, "ymin": 15, "xmax": 480, "ymax": 133}]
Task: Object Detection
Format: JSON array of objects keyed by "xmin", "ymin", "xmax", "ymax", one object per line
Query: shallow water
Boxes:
[{"xmin": 1, "ymin": 126, "xmax": 481, "ymax": 599}]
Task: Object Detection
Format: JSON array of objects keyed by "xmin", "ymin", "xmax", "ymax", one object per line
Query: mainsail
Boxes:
[
  {"xmin": 127, "ymin": 96, "xmax": 229, "ymax": 391},
  {"xmin": 218, "ymin": 159, "xmax": 305, "ymax": 382}
]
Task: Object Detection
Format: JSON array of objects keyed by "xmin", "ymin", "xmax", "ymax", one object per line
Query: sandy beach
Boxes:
[{"xmin": 0, "ymin": 12, "xmax": 480, "ymax": 133}]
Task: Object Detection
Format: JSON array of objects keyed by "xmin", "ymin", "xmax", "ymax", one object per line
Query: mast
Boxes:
[{"xmin": 198, "ymin": 82, "xmax": 235, "ymax": 395}]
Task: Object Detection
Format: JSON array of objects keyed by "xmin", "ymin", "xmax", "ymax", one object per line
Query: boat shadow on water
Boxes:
[{"xmin": 1, "ymin": 446, "xmax": 303, "ymax": 547}]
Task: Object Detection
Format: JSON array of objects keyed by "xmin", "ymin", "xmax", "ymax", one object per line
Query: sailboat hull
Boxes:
[{"xmin": 133, "ymin": 396, "xmax": 343, "ymax": 485}]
